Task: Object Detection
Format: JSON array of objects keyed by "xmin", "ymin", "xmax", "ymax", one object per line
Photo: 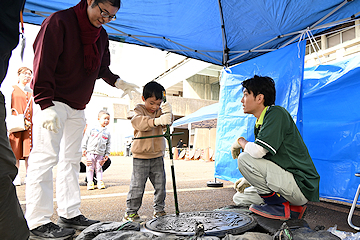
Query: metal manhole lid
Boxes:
[{"xmin": 144, "ymin": 211, "xmax": 256, "ymax": 237}]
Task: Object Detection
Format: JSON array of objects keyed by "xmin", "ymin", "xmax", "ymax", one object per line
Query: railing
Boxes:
[{"xmin": 305, "ymin": 38, "xmax": 360, "ymax": 67}]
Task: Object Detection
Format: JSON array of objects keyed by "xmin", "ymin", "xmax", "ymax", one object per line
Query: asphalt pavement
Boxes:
[{"xmin": 15, "ymin": 156, "xmax": 360, "ymax": 237}]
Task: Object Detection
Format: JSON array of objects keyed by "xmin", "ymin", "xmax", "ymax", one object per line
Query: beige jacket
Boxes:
[{"xmin": 131, "ymin": 104, "xmax": 173, "ymax": 159}]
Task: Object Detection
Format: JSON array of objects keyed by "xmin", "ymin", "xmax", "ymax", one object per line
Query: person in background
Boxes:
[
  {"xmin": 25, "ymin": 0, "xmax": 139, "ymax": 238},
  {"xmin": 7, "ymin": 67, "xmax": 33, "ymax": 186},
  {"xmin": 176, "ymin": 138, "xmax": 186, "ymax": 155},
  {"xmin": 82, "ymin": 110, "xmax": 111, "ymax": 190},
  {"xmin": 126, "ymin": 140, "xmax": 132, "ymax": 157},
  {"xmin": 124, "ymin": 81, "xmax": 173, "ymax": 222},
  {"xmin": 79, "ymin": 122, "xmax": 111, "ymax": 185},
  {"xmin": 231, "ymin": 75, "xmax": 320, "ymax": 220},
  {"xmin": 0, "ymin": 1, "xmax": 30, "ymax": 239}
]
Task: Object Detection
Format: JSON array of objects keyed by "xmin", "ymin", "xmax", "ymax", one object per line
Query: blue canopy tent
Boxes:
[
  {"xmin": 21, "ymin": 0, "xmax": 360, "ymax": 203},
  {"xmin": 173, "ymin": 102, "xmax": 221, "ymax": 186},
  {"xmin": 172, "ymin": 103, "xmax": 219, "ymax": 129},
  {"xmin": 173, "ymin": 103, "xmax": 219, "ymax": 159},
  {"xmin": 23, "ymin": 0, "xmax": 360, "ymax": 67}
]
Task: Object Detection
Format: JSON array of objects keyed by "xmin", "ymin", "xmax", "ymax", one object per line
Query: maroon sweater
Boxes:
[{"xmin": 31, "ymin": 7, "xmax": 119, "ymax": 110}]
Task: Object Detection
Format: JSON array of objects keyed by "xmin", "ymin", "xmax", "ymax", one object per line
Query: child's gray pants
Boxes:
[{"xmin": 126, "ymin": 156, "xmax": 166, "ymax": 214}]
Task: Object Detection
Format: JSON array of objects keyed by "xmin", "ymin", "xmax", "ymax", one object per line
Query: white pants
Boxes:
[
  {"xmin": 25, "ymin": 102, "xmax": 85, "ymax": 230},
  {"xmin": 235, "ymin": 152, "xmax": 308, "ymax": 206}
]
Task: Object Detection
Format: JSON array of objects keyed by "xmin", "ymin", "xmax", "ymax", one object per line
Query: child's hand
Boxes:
[
  {"xmin": 100, "ymin": 156, "xmax": 108, "ymax": 166},
  {"xmin": 161, "ymin": 102, "xmax": 172, "ymax": 114},
  {"xmin": 154, "ymin": 113, "xmax": 171, "ymax": 126}
]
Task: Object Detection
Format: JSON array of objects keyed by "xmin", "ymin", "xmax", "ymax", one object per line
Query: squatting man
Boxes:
[{"xmin": 231, "ymin": 75, "xmax": 320, "ymax": 220}]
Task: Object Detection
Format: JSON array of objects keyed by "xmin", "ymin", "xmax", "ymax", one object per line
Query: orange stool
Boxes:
[{"xmin": 173, "ymin": 147, "xmax": 179, "ymax": 160}]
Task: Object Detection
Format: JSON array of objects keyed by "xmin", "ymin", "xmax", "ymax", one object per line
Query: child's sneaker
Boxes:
[
  {"xmin": 153, "ymin": 211, "xmax": 166, "ymax": 218},
  {"xmin": 123, "ymin": 213, "xmax": 140, "ymax": 222},
  {"xmin": 97, "ymin": 180, "xmax": 106, "ymax": 189},
  {"xmin": 87, "ymin": 181, "xmax": 95, "ymax": 190}
]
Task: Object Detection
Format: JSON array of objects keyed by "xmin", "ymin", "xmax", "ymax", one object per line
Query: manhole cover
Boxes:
[{"xmin": 144, "ymin": 211, "xmax": 257, "ymax": 237}]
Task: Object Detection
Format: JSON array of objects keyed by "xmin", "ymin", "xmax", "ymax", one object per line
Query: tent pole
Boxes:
[
  {"xmin": 188, "ymin": 123, "xmax": 191, "ymax": 150},
  {"xmin": 209, "ymin": 128, "xmax": 211, "ymax": 149},
  {"xmin": 217, "ymin": 0, "xmax": 229, "ymax": 67}
]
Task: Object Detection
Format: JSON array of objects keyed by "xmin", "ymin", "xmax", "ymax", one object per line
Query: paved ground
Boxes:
[{"xmin": 15, "ymin": 156, "xmax": 360, "ymax": 237}]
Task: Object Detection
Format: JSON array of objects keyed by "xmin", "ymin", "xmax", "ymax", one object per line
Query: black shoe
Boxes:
[
  {"xmin": 30, "ymin": 222, "xmax": 75, "ymax": 240},
  {"xmin": 57, "ymin": 214, "xmax": 99, "ymax": 230}
]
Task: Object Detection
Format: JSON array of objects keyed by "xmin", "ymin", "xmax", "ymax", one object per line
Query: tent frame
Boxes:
[{"xmin": 23, "ymin": 0, "xmax": 359, "ymax": 67}]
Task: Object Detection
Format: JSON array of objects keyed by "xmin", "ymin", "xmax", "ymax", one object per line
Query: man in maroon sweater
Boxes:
[{"xmin": 26, "ymin": 0, "xmax": 139, "ymax": 238}]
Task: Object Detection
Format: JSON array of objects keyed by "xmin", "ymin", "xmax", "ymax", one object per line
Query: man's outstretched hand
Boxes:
[{"xmin": 115, "ymin": 78, "xmax": 140, "ymax": 100}]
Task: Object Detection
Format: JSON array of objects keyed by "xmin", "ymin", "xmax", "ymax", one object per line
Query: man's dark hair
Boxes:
[
  {"xmin": 93, "ymin": 0, "xmax": 121, "ymax": 8},
  {"xmin": 241, "ymin": 75, "xmax": 276, "ymax": 106},
  {"xmin": 143, "ymin": 81, "xmax": 165, "ymax": 100}
]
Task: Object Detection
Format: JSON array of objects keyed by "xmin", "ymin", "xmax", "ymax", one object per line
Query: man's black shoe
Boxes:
[
  {"xmin": 30, "ymin": 222, "xmax": 75, "ymax": 240},
  {"xmin": 57, "ymin": 214, "xmax": 99, "ymax": 230}
]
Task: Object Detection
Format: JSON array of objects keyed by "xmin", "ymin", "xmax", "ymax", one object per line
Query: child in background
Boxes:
[
  {"xmin": 82, "ymin": 110, "xmax": 111, "ymax": 190},
  {"xmin": 124, "ymin": 81, "xmax": 173, "ymax": 222}
]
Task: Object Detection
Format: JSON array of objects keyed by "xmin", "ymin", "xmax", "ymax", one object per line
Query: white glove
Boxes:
[
  {"xmin": 231, "ymin": 138, "xmax": 241, "ymax": 159},
  {"xmin": 234, "ymin": 177, "xmax": 251, "ymax": 193},
  {"xmin": 41, "ymin": 106, "xmax": 60, "ymax": 133},
  {"xmin": 154, "ymin": 113, "xmax": 171, "ymax": 126},
  {"xmin": 231, "ymin": 138, "xmax": 242, "ymax": 159},
  {"xmin": 115, "ymin": 78, "xmax": 140, "ymax": 100},
  {"xmin": 161, "ymin": 102, "xmax": 172, "ymax": 114}
]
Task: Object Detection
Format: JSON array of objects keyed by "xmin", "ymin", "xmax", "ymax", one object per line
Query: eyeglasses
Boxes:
[
  {"xmin": 21, "ymin": 72, "xmax": 32, "ymax": 77},
  {"xmin": 97, "ymin": 4, "xmax": 116, "ymax": 21}
]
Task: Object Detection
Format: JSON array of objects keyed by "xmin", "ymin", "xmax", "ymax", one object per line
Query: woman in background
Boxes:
[{"xmin": 8, "ymin": 67, "xmax": 33, "ymax": 186}]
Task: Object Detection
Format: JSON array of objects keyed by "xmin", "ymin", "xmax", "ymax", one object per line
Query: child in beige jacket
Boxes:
[{"xmin": 124, "ymin": 81, "xmax": 173, "ymax": 222}]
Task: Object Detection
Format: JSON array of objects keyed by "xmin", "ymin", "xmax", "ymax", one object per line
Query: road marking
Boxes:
[{"xmin": 19, "ymin": 185, "xmax": 232, "ymax": 205}]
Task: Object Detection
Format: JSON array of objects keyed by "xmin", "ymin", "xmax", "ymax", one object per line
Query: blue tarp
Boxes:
[
  {"xmin": 23, "ymin": 0, "xmax": 360, "ymax": 66},
  {"xmin": 214, "ymin": 40, "xmax": 306, "ymax": 185},
  {"xmin": 215, "ymin": 41, "xmax": 360, "ymax": 203},
  {"xmin": 302, "ymin": 56, "xmax": 360, "ymax": 203}
]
